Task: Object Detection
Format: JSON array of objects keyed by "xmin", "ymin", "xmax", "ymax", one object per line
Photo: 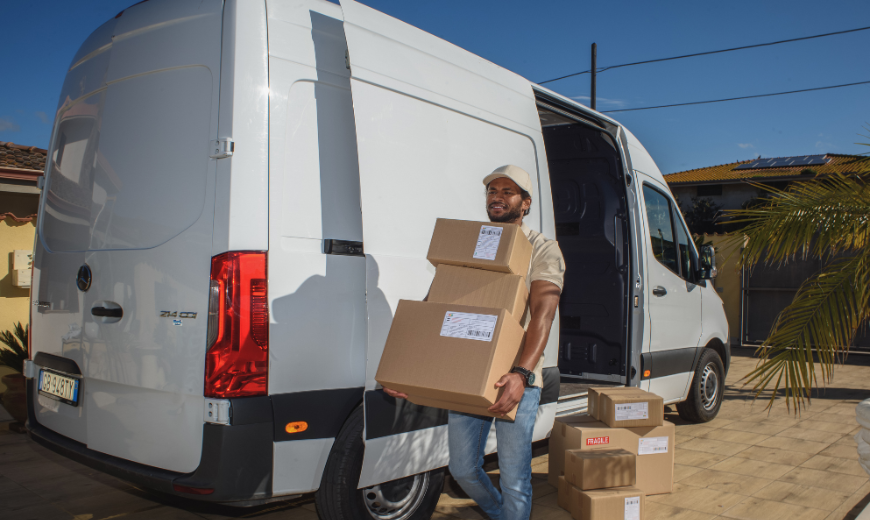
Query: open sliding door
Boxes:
[{"xmin": 339, "ymin": 0, "xmax": 555, "ymax": 488}]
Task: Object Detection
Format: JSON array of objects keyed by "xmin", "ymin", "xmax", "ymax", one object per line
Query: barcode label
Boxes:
[
  {"xmin": 440, "ymin": 312, "xmax": 498, "ymax": 342},
  {"xmin": 615, "ymin": 402, "xmax": 648, "ymax": 421},
  {"xmin": 638, "ymin": 436, "xmax": 669, "ymax": 455},
  {"xmin": 473, "ymin": 225, "xmax": 503, "ymax": 260},
  {"xmin": 624, "ymin": 497, "xmax": 640, "ymax": 520}
]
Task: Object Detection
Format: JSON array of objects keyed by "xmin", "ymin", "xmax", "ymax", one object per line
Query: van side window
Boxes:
[
  {"xmin": 642, "ymin": 185, "xmax": 679, "ymax": 276},
  {"xmin": 674, "ymin": 213, "xmax": 694, "ymax": 282}
]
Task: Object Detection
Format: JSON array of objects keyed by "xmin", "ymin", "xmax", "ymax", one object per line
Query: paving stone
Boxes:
[
  {"xmin": 673, "ymin": 464, "xmax": 704, "ymax": 482},
  {"xmin": 709, "ymin": 456, "xmax": 794, "ymax": 480},
  {"xmin": 721, "ymin": 419, "xmax": 794, "ymax": 436},
  {"xmin": 819, "ymin": 443, "xmax": 861, "ymax": 460},
  {"xmin": 752, "ymin": 480, "xmax": 852, "ymax": 511},
  {"xmin": 674, "ymin": 448, "xmax": 730, "ymax": 468},
  {"xmin": 757, "ymin": 436, "xmax": 831, "ymax": 454},
  {"xmin": 678, "ymin": 469, "xmax": 773, "ymax": 496},
  {"xmin": 776, "ymin": 426, "xmax": 844, "ymax": 443},
  {"xmin": 800, "ymin": 454, "xmax": 868, "ymax": 476},
  {"xmin": 721, "ymin": 496, "xmax": 829, "ymax": 520},
  {"xmin": 0, "ymin": 503, "xmax": 74, "ymax": 520},
  {"xmin": 529, "ymin": 504, "xmax": 572, "ymax": 520},
  {"xmin": 695, "ymin": 428, "xmax": 771, "ymax": 445},
  {"xmin": 731, "ymin": 446, "xmax": 814, "ymax": 466},
  {"xmin": 647, "ymin": 481, "xmax": 745, "ymax": 515},
  {"xmin": 644, "ymin": 501, "xmax": 717, "ymax": 520},
  {"xmin": 794, "ymin": 419, "xmax": 857, "ymax": 434},
  {"xmin": 778, "ymin": 466, "xmax": 868, "ymax": 494},
  {"xmin": 678, "ymin": 437, "xmax": 751, "ymax": 456}
]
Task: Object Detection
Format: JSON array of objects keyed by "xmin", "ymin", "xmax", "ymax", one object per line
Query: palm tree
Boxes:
[
  {"xmin": 0, "ymin": 322, "xmax": 28, "ymax": 373},
  {"xmin": 725, "ymin": 162, "xmax": 870, "ymax": 411}
]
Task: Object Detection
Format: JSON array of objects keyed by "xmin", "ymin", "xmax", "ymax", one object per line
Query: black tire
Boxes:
[
  {"xmin": 315, "ymin": 406, "xmax": 445, "ymax": 520},
  {"xmin": 677, "ymin": 349, "xmax": 725, "ymax": 423}
]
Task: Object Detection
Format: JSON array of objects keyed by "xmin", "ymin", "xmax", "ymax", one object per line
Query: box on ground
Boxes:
[
  {"xmin": 375, "ymin": 300, "xmax": 525, "ymax": 420},
  {"xmin": 549, "ymin": 415, "xmax": 675, "ymax": 495},
  {"xmin": 559, "ymin": 477, "xmax": 644, "ymax": 520},
  {"xmin": 564, "ymin": 448, "xmax": 635, "ymax": 490},
  {"xmin": 428, "ymin": 265, "xmax": 528, "ymax": 319},
  {"xmin": 593, "ymin": 387, "xmax": 664, "ymax": 428},
  {"xmin": 427, "ymin": 219, "xmax": 533, "ymax": 276}
]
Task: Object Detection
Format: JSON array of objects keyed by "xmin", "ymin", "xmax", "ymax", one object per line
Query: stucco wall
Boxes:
[
  {"xmin": 0, "ymin": 219, "xmax": 36, "ymax": 334},
  {"xmin": 706, "ymin": 234, "xmax": 741, "ymax": 346}
]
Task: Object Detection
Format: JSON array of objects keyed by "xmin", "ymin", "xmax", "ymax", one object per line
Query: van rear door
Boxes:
[
  {"xmin": 338, "ymin": 0, "xmax": 557, "ymax": 487},
  {"xmin": 32, "ymin": 0, "xmax": 223, "ymax": 473}
]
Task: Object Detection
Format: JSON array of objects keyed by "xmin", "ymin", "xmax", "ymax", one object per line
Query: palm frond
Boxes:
[
  {"xmin": 0, "ymin": 322, "xmax": 28, "ymax": 373},
  {"xmin": 742, "ymin": 252, "xmax": 870, "ymax": 409},
  {"xmin": 724, "ymin": 173, "xmax": 870, "ymax": 268}
]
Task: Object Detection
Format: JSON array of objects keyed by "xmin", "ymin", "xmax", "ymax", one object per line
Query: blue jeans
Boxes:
[{"xmin": 448, "ymin": 387, "xmax": 541, "ymax": 520}]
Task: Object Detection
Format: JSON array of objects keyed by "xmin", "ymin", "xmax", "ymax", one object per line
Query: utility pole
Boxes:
[{"xmin": 591, "ymin": 43, "xmax": 597, "ymax": 111}]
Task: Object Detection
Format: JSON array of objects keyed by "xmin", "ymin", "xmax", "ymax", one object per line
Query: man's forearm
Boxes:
[{"xmin": 516, "ymin": 315, "xmax": 553, "ymax": 371}]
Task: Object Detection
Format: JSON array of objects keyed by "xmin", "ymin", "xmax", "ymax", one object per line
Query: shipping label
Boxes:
[
  {"xmin": 638, "ymin": 436, "xmax": 669, "ymax": 455},
  {"xmin": 586, "ymin": 436, "xmax": 610, "ymax": 446},
  {"xmin": 614, "ymin": 401, "xmax": 649, "ymax": 421},
  {"xmin": 440, "ymin": 312, "xmax": 498, "ymax": 342},
  {"xmin": 473, "ymin": 225, "xmax": 503, "ymax": 260},
  {"xmin": 624, "ymin": 496, "xmax": 641, "ymax": 520}
]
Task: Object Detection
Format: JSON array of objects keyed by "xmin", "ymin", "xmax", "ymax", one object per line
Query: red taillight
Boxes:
[{"xmin": 204, "ymin": 251, "xmax": 268, "ymax": 398}]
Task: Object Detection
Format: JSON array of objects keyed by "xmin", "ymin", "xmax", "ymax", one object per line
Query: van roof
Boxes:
[{"xmin": 530, "ymin": 83, "xmax": 622, "ymax": 128}]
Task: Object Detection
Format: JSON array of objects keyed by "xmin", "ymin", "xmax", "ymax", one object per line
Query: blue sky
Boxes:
[{"xmin": 1, "ymin": 0, "xmax": 867, "ymax": 174}]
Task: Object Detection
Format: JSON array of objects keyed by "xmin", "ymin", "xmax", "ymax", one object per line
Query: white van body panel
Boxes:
[
  {"xmin": 33, "ymin": 0, "xmax": 223, "ymax": 473},
  {"xmin": 622, "ymin": 127, "xmax": 667, "ymax": 185},
  {"xmin": 214, "ymin": 0, "xmax": 270, "ymax": 254},
  {"xmin": 699, "ymin": 284, "xmax": 729, "ymax": 348}
]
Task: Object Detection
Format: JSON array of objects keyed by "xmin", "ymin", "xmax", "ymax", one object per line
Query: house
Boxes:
[
  {"xmin": 664, "ymin": 153, "xmax": 870, "ymax": 347},
  {"xmin": 665, "ymin": 153, "xmax": 869, "ymax": 215},
  {"xmin": 0, "ymin": 142, "xmax": 45, "ymax": 332}
]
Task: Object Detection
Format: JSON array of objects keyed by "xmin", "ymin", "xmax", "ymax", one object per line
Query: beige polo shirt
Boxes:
[{"xmin": 519, "ymin": 222, "xmax": 565, "ymax": 388}]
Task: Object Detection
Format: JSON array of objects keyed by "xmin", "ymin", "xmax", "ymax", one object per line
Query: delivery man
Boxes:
[{"xmin": 384, "ymin": 165, "xmax": 565, "ymax": 520}]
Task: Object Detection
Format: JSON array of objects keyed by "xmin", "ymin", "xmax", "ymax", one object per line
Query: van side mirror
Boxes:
[{"xmin": 699, "ymin": 245, "xmax": 718, "ymax": 280}]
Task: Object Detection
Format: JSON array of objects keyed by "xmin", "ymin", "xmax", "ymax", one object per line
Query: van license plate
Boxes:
[{"xmin": 38, "ymin": 370, "xmax": 80, "ymax": 407}]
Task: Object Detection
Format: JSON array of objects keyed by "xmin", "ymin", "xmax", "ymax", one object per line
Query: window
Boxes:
[
  {"xmin": 696, "ymin": 184, "xmax": 722, "ymax": 197},
  {"xmin": 643, "ymin": 186, "xmax": 679, "ymax": 275},
  {"xmin": 674, "ymin": 212, "xmax": 695, "ymax": 282}
]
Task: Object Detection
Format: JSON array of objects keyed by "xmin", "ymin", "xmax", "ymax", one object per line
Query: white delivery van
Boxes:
[{"xmin": 26, "ymin": 0, "xmax": 729, "ymax": 517}]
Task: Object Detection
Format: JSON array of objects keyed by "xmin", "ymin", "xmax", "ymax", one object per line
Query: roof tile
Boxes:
[{"xmin": 664, "ymin": 154, "xmax": 869, "ymax": 185}]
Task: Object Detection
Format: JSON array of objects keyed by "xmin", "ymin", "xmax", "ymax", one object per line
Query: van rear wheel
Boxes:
[
  {"xmin": 315, "ymin": 406, "xmax": 445, "ymax": 520},
  {"xmin": 677, "ymin": 349, "xmax": 724, "ymax": 423}
]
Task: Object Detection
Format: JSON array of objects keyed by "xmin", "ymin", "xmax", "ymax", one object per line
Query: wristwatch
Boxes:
[{"xmin": 510, "ymin": 366, "xmax": 535, "ymax": 387}]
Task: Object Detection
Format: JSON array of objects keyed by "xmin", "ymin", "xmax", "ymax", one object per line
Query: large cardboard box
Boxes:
[
  {"xmin": 375, "ymin": 300, "xmax": 525, "ymax": 420},
  {"xmin": 549, "ymin": 415, "xmax": 675, "ymax": 495},
  {"xmin": 427, "ymin": 219, "xmax": 533, "ymax": 276},
  {"xmin": 564, "ymin": 448, "xmax": 636, "ymax": 490},
  {"xmin": 559, "ymin": 477, "xmax": 644, "ymax": 520},
  {"xmin": 594, "ymin": 388, "xmax": 664, "ymax": 428},
  {"xmin": 428, "ymin": 265, "xmax": 528, "ymax": 319}
]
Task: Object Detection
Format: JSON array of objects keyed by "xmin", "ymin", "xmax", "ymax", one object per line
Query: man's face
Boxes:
[{"xmin": 486, "ymin": 177, "xmax": 530, "ymax": 224}]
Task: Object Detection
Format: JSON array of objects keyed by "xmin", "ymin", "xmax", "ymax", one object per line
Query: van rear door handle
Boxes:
[
  {"xmin": 91, "ymin": 306, "xmax": 123, "ymax": 318},
  {"xmin": 652, "ymin": 286, "xmax": 667, "ymax": 297}
]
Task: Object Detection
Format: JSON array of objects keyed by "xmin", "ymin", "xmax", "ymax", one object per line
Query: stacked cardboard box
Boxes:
[
  {"xmin": 375, "ymin": 219, "xmax": 533, "ymax": 419},
  {"xmin": 552, "ymin": 388, "xmax": 672, "ymax": 519}
]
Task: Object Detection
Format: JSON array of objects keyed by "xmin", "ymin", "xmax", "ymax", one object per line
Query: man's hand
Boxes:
[
  {"xmin": 383, "ymin": 387, "xmax": 409, "ymax": 399},
  {"xmin": 488, "ymin": 372, "xmax": 525, "ymax": 416}
]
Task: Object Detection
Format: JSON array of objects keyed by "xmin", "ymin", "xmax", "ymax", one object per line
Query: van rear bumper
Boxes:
[{"xmin": 26, "ymin": 381, "xmax": 282, "ymax": 506}]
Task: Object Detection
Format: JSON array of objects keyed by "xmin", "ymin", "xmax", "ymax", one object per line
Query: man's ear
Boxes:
[{"xmin": 522, "ymin": 197, "xmax": 532, "ymax": 212}]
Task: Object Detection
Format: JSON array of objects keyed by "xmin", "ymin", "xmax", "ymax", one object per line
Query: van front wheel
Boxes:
[
  {"xmin": 315, "ymin": 406, "xmax": 445, "ymax": 520},
  {"xmin": 677, "ymin": 349, "xmax": 724, "ymax": 423}
]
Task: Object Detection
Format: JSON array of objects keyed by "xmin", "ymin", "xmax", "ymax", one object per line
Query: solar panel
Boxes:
[{"xmin": 734, "ymin": 155, "xmax": 829, "ymax": 170}]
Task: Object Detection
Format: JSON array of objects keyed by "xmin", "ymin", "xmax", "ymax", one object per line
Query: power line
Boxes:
[
  {"xmin": 537, "ymin": 26, "xmax": 870, "ymax": 85},
  {"xmin": 600, "ymin": 80, "xmax": 870, "ymax": 113}
]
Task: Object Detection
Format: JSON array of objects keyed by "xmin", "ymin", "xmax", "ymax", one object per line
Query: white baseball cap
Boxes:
[{"xmin": 482, "ymin": 165, "xmax": 533, "ymax": 196}]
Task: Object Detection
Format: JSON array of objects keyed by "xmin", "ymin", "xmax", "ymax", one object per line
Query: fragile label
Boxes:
[
  {"xmin": 586, "ymin": 436, "xmax": 610, "ymax": 446},
  {"xmin": 472, "ymin": 225, "xmax": 503, "ymax": 260},
  {"xmin": 614, "ymin": 401, "xmax": 648, "ymax": 421},
  {"xmin": 638, "ymin": 436, "xmax": 669, "ymax": 455},
  {"xmin": 624, "ymin": 496, "xmax": 640, "ymax": 520},
  {"xmin": 440, "ymin": 312, "xmax": 497, "ymax": 341}
]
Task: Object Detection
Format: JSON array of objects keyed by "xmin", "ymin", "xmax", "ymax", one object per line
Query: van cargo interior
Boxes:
[{"xmin": 538, "ymin": 105, "xmax": 630, "ymax": 385}]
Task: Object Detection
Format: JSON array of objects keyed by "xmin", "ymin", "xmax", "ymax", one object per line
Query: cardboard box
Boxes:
[
  {"xmin": 564, "ymin": 448, "xmax": 636, "ymax": 490},
  {"xmin": 598, "ymin": 389, "xmax": 664, "ymax": 428},
  {"xmin": 428, "ymin": 265, "xmax": 528, "ymax": 319},
  {"xmin": 375, "ymin": 300, "xmax": 525, "ymax": 420},
  {"xmin": 558, "ymin": 477, "xmax": 644, "ymax": 520},
  {"xmin": 427, "ymin": 219, "xmax": 533, "ymax": 276},
  {"xmin": 588, "ymin": 386, "xmax": 648, "ymax": 420},
  {"xmin": 549, "ymin": 415, "xmax": 675, "ymax": 495}
]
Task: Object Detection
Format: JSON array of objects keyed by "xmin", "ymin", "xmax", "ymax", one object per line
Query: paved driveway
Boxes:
[{"xmin": 2, "ymin": 350, "xmax": 869, "ymax": 520}]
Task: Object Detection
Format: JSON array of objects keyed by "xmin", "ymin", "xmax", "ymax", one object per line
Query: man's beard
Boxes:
[{"xmin": 487, "ymin": 203, "xmax": 524, "ymax": 223}]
